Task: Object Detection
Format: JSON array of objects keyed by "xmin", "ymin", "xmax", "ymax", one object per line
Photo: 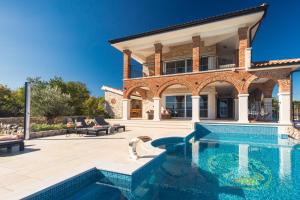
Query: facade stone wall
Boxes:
[{"xmin": 104, "ymin": 90, "xmax": 123, "ymax": 119}]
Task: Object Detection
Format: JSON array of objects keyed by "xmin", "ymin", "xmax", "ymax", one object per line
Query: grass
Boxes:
[{"xmin": 31, "ymin": 123, "xmax": 67, "ymax": 132}]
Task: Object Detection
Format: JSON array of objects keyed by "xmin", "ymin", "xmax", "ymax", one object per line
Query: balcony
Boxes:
[{"xmin": 129, "ymin": 55, "xmax": 237, "ymax": 79}]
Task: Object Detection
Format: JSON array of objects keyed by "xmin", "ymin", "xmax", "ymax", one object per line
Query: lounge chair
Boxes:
[
  {"xmin": 75, "ymin": 117, "xmax": 109, "ymax": 136},
  {"xmin": 94, "ymin": 116, "xmax": 125, "ymax": 132},
  {"xmin": 0, "ymin": 135, "xmax": 24, "ymax": 152}
]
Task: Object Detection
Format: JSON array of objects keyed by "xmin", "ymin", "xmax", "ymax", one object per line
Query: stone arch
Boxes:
[
  {"xmin": 196, "ymin": 75, "xmax": 242, "ymax": 95},
  {"xmin": 155, "ymin": 79, "xmax": 196, "ymax": 97},
  {"xmin": 243, "ymin": 74, "xmax": 279, "ymax": 94},
  {"xmin": 124, "ymin": 83, "xmax": 154, "ymax": 99}
]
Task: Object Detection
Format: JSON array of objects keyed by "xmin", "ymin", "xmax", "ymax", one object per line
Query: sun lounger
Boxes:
[
  {"xmin": 75, "ymin": 117, "xmax": 109, "ymax": 136},
  {"xmin": 94, "ymin": 116, "xmax": 125, "ymax": 132},
  {"xmin": 0, "ymin": 138, "xmax": 24, "ymax": 152}
]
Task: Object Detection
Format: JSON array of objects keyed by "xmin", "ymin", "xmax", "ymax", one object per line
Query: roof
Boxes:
[
  {"xmin": 253, "ymin": 58, "xmax": 300, "ymax": 68},
  {"xmin": 109, "ymin": 3, "xmax": 268, "ymax": 44},
  {"xmin": 101, "ymin": 85, "xmax": 123, "ymax": 95}
]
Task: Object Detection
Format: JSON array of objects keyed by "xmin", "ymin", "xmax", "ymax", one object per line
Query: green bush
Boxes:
[{"xmin": 31, "ymin": 123, "xmax": 67, "ymax": 132}]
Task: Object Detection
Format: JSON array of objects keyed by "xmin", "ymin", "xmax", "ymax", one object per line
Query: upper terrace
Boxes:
[{"xmin": 110, "ymin": 4, "xmax": 268, "ymax": 79}]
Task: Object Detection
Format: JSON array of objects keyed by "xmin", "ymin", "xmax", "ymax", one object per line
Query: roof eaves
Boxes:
[{"xmin": 109, "ymin": 3, "xmax": 268, "ymax": 44}]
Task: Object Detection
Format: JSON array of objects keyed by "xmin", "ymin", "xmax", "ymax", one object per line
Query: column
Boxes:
[
  {"xmin": 192, "ymin": 36, "xmax": 201, "ymax": 72},
  {"xmin": 192, "ymin": 96, "xmax": 200, "ymax": 122},
  {"xmin": 122, "ymin": 99, "xmax": 130, "ymax": 120},
  {"xmin": 123, "ymin": 49, "xmax": 131, "ymax": 79},
  {"xmin": 278, "ymin": 92, "xmax": 291, "ymax": 124},
  {"xmin": 234, "ymin": 98, "xmax": 239, "ymax": 121},
  {"xmin": 238, "ymin": 27, "xmax": 249, "ymax": 68},
  {"xmin": 153, "ymin": 97, "xmax": 161, "ymax": 121},
  {"xmin": 208, "ymin": 87, "xmax": 216, "ymax": 119},
  {"xmin": 238, "ymin": 94, "xmax": 249, "ymax": 123},
  {"xmin": 154, "ymin": 43, "xmax": 163, "ymax": 76},
  {"xmin": 264, "ymin": 97, "xmax": 273, "ymax": 121}
]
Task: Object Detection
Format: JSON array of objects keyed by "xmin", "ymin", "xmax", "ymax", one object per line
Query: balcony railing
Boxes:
[
  {"xmin": 200, "ymin": 55, "xmax": 236, "ymax": 71},
  {"xmin": 128, "ymin": 55, "xmax": 237, "ymax": 79}
]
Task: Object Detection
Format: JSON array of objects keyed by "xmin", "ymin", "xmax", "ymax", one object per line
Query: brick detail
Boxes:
[
  {"xmin": 192, "ymin": 36, "xmax": 201, "ymax": 72},
  {"xmin": 154, "ymin": 43, "xmax": 163, "ymax": 76},
  {"xmin": 238, "ymin": 27, "xmax": 249, "ymax": 68},
  {"xmin": 123, "ymin": 67, "xmax": 292, "ymax": 99},
  {"xmin": 123, "ymin": 49, "xmax": 131, "ymax": 79}
]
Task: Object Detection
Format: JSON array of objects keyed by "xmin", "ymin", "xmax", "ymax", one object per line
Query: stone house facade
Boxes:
[{"xmin": 107, "ymin": 4, "xmax": 300, "ymax": 124}]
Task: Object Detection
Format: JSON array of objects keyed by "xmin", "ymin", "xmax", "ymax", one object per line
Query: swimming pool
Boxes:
[{"xmin": 25, "ymin": 124, "xmax": 300, "ymax": 200}]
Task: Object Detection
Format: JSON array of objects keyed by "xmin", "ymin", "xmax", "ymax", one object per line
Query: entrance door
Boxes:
[{"xmin": 217, "ymin": 98, "xmax": 233, "ymax": 119}]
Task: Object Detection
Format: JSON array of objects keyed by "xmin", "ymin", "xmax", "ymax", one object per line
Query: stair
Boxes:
[{"xmin": 105, "ymin": 119, "xmax": 193, "ymax": 130}]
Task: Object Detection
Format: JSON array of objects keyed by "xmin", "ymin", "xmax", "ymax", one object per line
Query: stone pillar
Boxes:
[
  {"xmin": 192, "ymin": 96, "xmax": 200, "ymax": 122},
  {"xmin": 238, "ymin": 27, "xmax": 249, "ymax": 68},
  {"xmin": 154, "ymin": 43, "xmax": 163, "ymax": 76},
  {"xmin": 153, "ymin": 97, "xmax": 161, "ymax": 121},
  {"xmin": 123, "ymin": 49, "xmax": 131, "ymax": 79},
  {"xmin": 278, "ymin": 92, "xmax": 291, "ymax": 124},
  {"xmin": 192, "ymin": 36, "xmax": 201, "ymax": 72},
  {"xmin": 122, "ymin": 99, "xmax": 130, "ymax": 120},
  {"xmin": 245, "ymin": 47, "xmax": 252, "ymax": 70},
  {"xmin": 234, "ymin": 98, "xmax": 239, "ymax": 121},
  {"xmin": 208, "ymin": 88, "xmax": 216, "ymax": 119},
  {"xmin": 238, "ymin": 94, "xmax": 249, "ymax": 123},
  {"xmin": 264, "ymin": 98, "xmax": 273, "ymax": 121}
]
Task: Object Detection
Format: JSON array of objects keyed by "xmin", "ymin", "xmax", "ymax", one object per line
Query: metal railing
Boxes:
[{"xmin": 200, "ymin": 55, "xmax": 236, "ymax": 71}]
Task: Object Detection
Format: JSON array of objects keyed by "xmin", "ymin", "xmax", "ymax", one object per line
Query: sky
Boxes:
[{"xmin": 0, "ymin": 0, "xmax": 299, "ymax": 97}]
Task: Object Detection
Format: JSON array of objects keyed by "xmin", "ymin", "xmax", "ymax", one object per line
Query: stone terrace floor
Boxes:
[{"xmin": 0, "ymin": 127, "xmax": 190, "ymax": 199}]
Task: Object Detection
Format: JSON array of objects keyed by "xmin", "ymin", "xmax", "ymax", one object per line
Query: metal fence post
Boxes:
[{"xmin": 24, "ymin": 82, "xmax": 31, "ymax": 140}]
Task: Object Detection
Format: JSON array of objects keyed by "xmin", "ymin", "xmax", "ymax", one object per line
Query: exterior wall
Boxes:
[
  {"xmin": 142, "ymin": 91, "xmax": 154, "ymax": 119},
  {"xmin": 104, "ymin": 91, "xmax": 123, "ymax": 119}
]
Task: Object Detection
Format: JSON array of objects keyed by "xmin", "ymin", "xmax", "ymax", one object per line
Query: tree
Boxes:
[
  {"xmin": 0, "ymin": 85, "xmax": 23, "ymax": 117},
  {"xmin": 31, "ymin": 85, "xmax": 73, "ymax": 123},
  {"xmin": 83, "ymin": 96, "xmax": 106, "ymax": 117},
  {"xmin": 65, "ymin": 81, "xmax": 90, "ymax": 115}
]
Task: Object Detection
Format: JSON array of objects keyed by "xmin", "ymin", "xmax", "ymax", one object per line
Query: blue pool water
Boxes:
[{"xmin": 25, "ymin": 124, "xmax": 300, "ymax": 200}]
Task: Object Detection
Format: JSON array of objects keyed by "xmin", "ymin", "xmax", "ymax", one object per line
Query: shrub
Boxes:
[{"xmin": 31, "ymin": 123, "xmax": 67, "ymax": 132}]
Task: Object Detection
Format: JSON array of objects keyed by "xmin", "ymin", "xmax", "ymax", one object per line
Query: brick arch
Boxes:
[
  {"xmin": 155, "ymin": 79, "xmax": 196, "ymax": 97},
  {"xmin": 243, "ymin": 69, "xmax": 291, "ymax": 93},
  {"xmin": 124, "ymin": 83, "xmax": 154, "ymax": 99},
  {"xmin": 248, "ymin": 79, "xmax": 277, "ymax": 98},
  {"xmin": 196, "ymin": 75, "xmax": 242, "ymax": 95}
]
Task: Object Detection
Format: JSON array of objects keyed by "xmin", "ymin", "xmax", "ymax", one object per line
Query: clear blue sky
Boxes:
[{"xmin": 0, "ymin": 0, "xmax": 299, "ymax": 97}]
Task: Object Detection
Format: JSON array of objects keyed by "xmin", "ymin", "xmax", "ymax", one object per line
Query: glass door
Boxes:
[
  {"xmin": 219, "ymin": 99, "xmax": 229, "ymax": 118},
  {"xmin": 166, "ymin": 96, "xmax": 185, "ymax": 118}
]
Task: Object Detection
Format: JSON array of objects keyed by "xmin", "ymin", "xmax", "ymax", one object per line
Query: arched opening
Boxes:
[
  {"xmin": 292, "ymin": 68, "xmax": 300, "ymax": 125},
  {"xmin": 126, "ymin": 86, "xmax": 153, "ymax": 119},
  {"xmin": 248, "ymin": 78, "xmax": 279, "ymax": 122},
  {"xmin": 159, "ymin": 83, "xmax": 193, "ymax": 119},
  {"xmin": 198, "ymin": 81, "xmax": 238, "ymax": 120}
]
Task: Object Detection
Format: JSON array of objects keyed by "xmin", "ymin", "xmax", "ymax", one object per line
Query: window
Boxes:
[
  {"xmin": 200, "ymin": 95, "xmax": 208, "ymax": 117},
  {"xmin": 164, "ymin": 59, "xmax": 192, "ymax": 75},
  {"xmin": 200, "ymin": 56, "xmax": 217, "ymax": 71}
]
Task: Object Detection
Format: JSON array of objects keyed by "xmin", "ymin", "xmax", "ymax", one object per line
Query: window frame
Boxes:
[{"xmin": 163, "ymin": 58, "xmax": 192, "ymax": 75}]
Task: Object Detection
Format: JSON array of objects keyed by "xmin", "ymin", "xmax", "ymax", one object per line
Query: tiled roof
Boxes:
[{"xmin": 253, "ymin": 58, "xmax": 300, "ymax": 68}]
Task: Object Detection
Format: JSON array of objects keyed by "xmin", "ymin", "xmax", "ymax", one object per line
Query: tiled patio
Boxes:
[{"xmin": 0, "ymin": 127, "xmax": 190, "ymax": 199}]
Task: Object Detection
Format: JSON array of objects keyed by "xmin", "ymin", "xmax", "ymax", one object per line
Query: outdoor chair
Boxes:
[
  {"xmin": 94, "ymin": 116, "xmax": 125, "ymax": 132},
  {"xmin": 64, "ymin": 117, "xmax": 76, "ymax": 136},
  {"xmin": 0, "ymin": 135, "xmax": 24, "ymax": 152},
  {"xmin": 75, "ymin": 117, "xmax": 109, "ymax": 136}
]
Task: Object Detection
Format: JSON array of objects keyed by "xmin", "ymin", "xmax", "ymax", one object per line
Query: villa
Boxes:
[
  {"xmin": 104, "ymin": 3, "xmax": 300, "ymax": 125},
  {"xmin": 2, "ymin": 3, "xmax": 300, "ymax": 200}
]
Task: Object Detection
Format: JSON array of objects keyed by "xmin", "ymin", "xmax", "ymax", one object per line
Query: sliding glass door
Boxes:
[{"xmin": 165, "ymin": 95, "xmax": 192, "ymax": 118}]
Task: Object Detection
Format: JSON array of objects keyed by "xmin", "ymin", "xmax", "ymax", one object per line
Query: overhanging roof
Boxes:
[{"xmin": 109, "ymin": 4, "xmax": 268, "ymax": 44}]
